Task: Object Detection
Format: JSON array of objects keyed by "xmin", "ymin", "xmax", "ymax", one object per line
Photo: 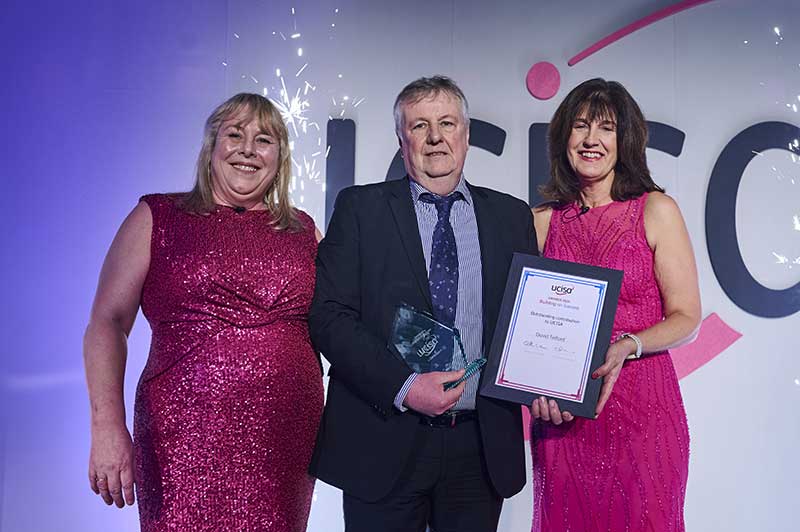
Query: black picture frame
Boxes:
[{"xmin": 480, "ymin": 253, "xmax": 623, "ymax": 418}]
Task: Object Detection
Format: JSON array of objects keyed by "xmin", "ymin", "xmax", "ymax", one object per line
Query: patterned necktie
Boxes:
[{"xmin": 420, "ymin": 192, "xmax": 462, "ymax": 327}]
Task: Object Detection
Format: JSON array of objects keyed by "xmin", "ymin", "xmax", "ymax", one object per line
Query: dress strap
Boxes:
[
  {"xmin": 543, "ymin": 204, "xmax": 565, "ymax": 255},
  {"xmin": 634, "ymin": 192, "xmax": 649, "ymax": 237}
]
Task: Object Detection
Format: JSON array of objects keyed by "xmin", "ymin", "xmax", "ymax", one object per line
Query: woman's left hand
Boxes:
[
  {"xmin": 531, "ymin": 396, "xmax": 574, "ymax": 425},
  {"xmin": 592, "ymin": 337, "xmax": 635, "ymax": 417}
]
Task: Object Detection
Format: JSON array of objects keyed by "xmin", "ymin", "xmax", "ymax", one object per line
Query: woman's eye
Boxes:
[{"xmin": 228, "ymin": 132, "xmax": 242, "ymax": 138}]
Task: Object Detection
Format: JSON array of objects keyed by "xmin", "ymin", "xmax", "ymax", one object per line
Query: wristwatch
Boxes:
[{"xmin": 619, "ymin": 332, "xmax": 643, "ymax": 360}]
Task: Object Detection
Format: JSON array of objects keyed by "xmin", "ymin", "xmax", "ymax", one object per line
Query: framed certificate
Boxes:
[{"xmin": 480, "ymin": 253, "xmax": 622, "ymax": 418}]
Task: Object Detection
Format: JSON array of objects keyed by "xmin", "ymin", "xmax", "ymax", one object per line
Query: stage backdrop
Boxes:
[{"xmin": 1, "ymin": 0, "xmax": 798, "ymax": 530}]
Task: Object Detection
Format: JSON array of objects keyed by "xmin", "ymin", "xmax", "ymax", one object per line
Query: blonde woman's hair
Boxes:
[{"xmin": 183, "ymin": 93, "xmax": 301, "ymax": 231}]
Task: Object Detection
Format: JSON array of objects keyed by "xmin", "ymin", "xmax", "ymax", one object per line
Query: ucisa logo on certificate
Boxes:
[{"xmin": 551, "ymin": 284, "xmax": 574, "ymax": 296}]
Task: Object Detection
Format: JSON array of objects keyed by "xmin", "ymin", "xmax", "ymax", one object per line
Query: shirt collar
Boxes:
[{"xmin": 409, "ymin": 174, "xmax": 472, "ymax": 205}]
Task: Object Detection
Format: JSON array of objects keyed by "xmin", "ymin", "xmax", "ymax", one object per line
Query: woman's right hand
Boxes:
[
  {"xmin": 89, "ymin": 423, "xmax": 136, "ymax": 508},
  {"xmin": 84, "ymin": 201, "xmax": 151, "ymax": 509}
]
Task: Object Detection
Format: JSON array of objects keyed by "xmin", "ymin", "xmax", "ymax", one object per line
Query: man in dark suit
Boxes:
[{"xmin": 309, "ymin": 76, "xmax": 537, "ymax": 532}]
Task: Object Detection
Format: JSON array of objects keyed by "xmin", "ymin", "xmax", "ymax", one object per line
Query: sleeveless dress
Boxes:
[
  {"xmin": 133, "ymin": 194, "xmax": 324, "ymax": 532},
  {"xmin": 532, "ymin": 194, "xmax": 689, "ymax": 532}
]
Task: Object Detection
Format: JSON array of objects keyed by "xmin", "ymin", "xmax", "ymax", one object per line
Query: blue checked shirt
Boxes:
[{"xmin": 394, "ymin": 176, "xmax": 484, "ymax": 412}]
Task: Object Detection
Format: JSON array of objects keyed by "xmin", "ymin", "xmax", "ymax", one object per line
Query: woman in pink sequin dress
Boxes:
[
  {"xmin": 529, "ymin": 79, "xmax": 701, "ymax": 532},
  {"xmin": 84, "ymin": 94, "xmax": 324, "ymax": 531}
]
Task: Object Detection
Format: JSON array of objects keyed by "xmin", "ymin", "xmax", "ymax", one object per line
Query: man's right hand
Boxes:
[{"xmin": 403, "ymin": 369, "xmax": 466, "ymax": 416}]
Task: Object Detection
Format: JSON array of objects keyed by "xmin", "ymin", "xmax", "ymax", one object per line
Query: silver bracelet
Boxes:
[{"xmin": 619, "ymin": 332, "xmax": 643, "ymax": 360}]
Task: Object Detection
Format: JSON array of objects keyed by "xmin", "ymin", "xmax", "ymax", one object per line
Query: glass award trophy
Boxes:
[{"xmin": 388, "ymin": 303, "xmax": 486, "ymax": 390}]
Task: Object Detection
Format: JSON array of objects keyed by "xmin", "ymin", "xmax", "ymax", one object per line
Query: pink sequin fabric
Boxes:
[
  {"xmin": 532, "ymin": 194, "xmax": 689, "ymax": 532},
  {"xmin": 133, "ymin": 194, "xmax": 323, "ymax": 532}
]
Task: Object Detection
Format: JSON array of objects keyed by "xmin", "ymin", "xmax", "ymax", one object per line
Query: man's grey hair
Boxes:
[{"xmin": 393, "ymin": 75, "xmax": 470, "ymax": 135}]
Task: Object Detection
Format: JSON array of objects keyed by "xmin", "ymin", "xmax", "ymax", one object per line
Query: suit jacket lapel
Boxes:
[{"xmin": 387, "ymin": 178, "xmax": 433, "ymax": 310}]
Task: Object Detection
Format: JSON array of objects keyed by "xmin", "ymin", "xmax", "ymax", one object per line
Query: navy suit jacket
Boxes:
[{"xmin": 309, "ymin": 177, "xmax": 537, "ymax": 501}]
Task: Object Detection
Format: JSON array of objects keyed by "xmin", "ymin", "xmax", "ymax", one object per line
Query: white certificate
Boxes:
[
  {"xmin": 494, "ymin": 268, "xmax": 607, "ymax": 402},
  {"xmin": 480, "ymin": 254, "xmax": 622, "ymax": 418}
]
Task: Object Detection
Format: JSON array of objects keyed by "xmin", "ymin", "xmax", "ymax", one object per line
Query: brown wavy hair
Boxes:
[
  {"xmin": 540, "ymin": 78, "xmax": 663, "ymax": 205},
  {"xmin": 182, "ymin": 93, "xmax": 301, "ymax": 231}
]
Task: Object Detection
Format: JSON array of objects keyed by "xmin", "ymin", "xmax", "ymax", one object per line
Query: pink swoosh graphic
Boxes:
[
  {"xmin": 522, "ymin": 312, "xmax": 741, "ymax": 440},
  {"xmin": 670, "ymin": 312, "xmax": 741, "ymax": 379},
  {"xmin": 568, "ymin": 0, "xmax": 715, "ymax": 66}
]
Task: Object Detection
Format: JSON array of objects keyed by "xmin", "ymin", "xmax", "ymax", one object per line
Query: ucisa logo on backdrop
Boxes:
[
  {"xmin": 322, "ymin": 0, "xmax": 799, "ymax": 321},
  {"xmin": 323, "ymin": 117, "xmax": 799, "ymax": 321}
]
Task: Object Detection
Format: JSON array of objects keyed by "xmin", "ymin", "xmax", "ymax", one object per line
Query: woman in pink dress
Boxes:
[
  {"xmin": 83, "ymin": 93, "xmax": 324, "ymax": 531},
  {"xmin": 529, "ymin": 78, "xmax": 701, "ymax": 532}
]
